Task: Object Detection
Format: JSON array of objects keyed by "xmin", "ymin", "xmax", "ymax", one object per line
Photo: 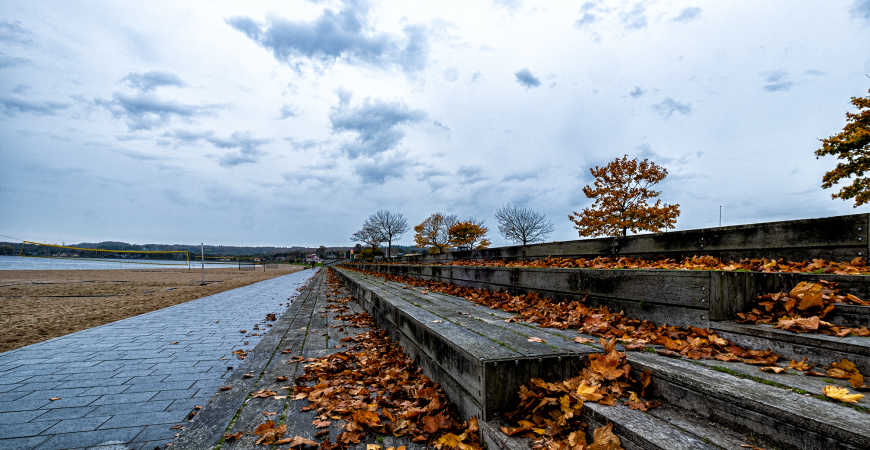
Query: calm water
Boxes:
[{"xmin": 0, "ymin": 255, "xmax": 245, "ymax": 270}]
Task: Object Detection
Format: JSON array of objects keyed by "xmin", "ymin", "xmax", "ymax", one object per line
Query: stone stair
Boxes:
[{"xmin": 335, "ymin": 267, "xmax": 870, "ymax": 450}]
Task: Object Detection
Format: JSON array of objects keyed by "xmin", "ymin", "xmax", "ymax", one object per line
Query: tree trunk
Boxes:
[{"xmin": 387, "ymin": 237, "xmax": 392, "ymax": 261}]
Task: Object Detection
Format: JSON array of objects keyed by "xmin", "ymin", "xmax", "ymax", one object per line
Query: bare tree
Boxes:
[
  {"xmin": 351, "ymin": 222, "xmax": 384, "ymax": 258},
  {"xmin": 368, "ymin": 210, "xmax": 408, "ymax": 259},
  {"xmin": 495, "ymin": 204, "xmax": 555, "ymax": 246}
]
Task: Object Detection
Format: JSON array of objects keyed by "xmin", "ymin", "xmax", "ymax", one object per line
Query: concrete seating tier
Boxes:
[{"xmin": 335, "ymin": 267, "xmax": 870, "ymax": 450}]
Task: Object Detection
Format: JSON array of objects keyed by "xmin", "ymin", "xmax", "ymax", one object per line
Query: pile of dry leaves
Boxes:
[
  {"xmin": 400, "ymin": 255, "xmax": 870, "ymax": 275},
  {"xmin": 292, "ymin": 280, "xmax": 481, "ymax": 448},
  {"xmin": 347, "ymin": 266, "xmax": 781, "ymax": 366},
  {"xmin": 344, "ymin": 266, "xmax": 870, "ymax": 391},
  {"xmin": 737, "ymin": 280, "xmax": 869, "ymax": 337},
  {"xmin": 502, "ymin": 338, "xmax": 654, "ymax": 449}
]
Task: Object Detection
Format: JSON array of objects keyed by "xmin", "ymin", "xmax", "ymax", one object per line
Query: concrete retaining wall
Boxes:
[{"xmin": 399, "ymin": 213, "xmax": 869, "ymax": 263}]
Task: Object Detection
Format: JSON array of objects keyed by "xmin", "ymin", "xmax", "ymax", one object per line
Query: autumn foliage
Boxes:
[
  {"xmin": 816, "ymin": 89, "xmax": 870, "ymax": 206},
  {"xmin": 501, "ymin": 338, "xmax": 655, "ymax": 448},
  {"xmin": 448, "ymin": 221, "xmax": 491, "ymax": 250},
  {"xmin": 435, "ymin": 255, "xmax": 870, "ymax": 275},
  {"xmin": 289, "ymin": 270, "xmax": 481, "ymax": 448},
  {"xmin": 346, "ymin": 265, "xmax": 868, "ymax": 382},
  {"xmin": 570, "ymin": 155, "xmax": 680, "ymax": 237},
  {"xmin": 414, "ymin": 213, "xmax": 458, "ymax": 254},
  {"xmin": 737, "ymin": 280, "xmax": 869, "ymax": 337}
]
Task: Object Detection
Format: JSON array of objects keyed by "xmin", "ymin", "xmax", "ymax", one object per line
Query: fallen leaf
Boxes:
[
  {"xmin": 223, "ymin": 431, "xmax": 243, "ymax": 441},
  {"xmin": 49, "ymin": 397, "xmax": 60, "ymax": 401},
  {"xmin": 788, "ymin": 358, "xmax": 812, "ymax": 371},
  {"xmin": 573, "ymin": 336, "xmax": 594, "ymax": 344},
  {"xmin": 760, "ymin": 366, "xmax": 786, "ymax": 374},
  {"xmin": 262, "ymin": 411, "xmax": 277, "ymax": 416},
  {"xmin": 276, "ymin": 376, "xmax": 288, "ymax": 382},
  {"xmin": 527, "ymin": 336, "xmax": 545, "ymax": 343},
  {"xmin": 822, "ymin": 385, "xmax": 864, "ymax": 403},
  {"xmin": 253, "ymin": 420, "xmax": 287, "ymax": 445},
  {"xmin": 589, "ymin": 422, "xmax": 621, "ymax": 450},
  {"xmin": 278, "ymin": 435, "xmax": 319, "ymax": 447},
  {"xmin": 219, "ymin": 385, "xmax": 232, "ymax": 391}
]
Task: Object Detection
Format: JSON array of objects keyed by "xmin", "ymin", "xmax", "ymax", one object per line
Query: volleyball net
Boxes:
[
  {"xmin": 16, "ymin": 241, "xmax": 276, "ymax": 269},
  {"xmin": 18, "ymin": 241, "xmax": 191, "ymax": 267}
]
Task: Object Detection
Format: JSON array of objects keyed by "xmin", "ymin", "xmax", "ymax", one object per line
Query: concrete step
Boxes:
[
  {"xmin": 829, "ymin": 304, "xmax": 870, "ymax": 328},
  {"xmin": 335, "ymin": 267, "xmax": 595, "ymax": 421},
  {"xmin": 336, "ymin": 268, "xmax": 870, "ymax": 450},
  {"xmin": 711, "ymin": 321, "xmax": 870, "ymax": 374},
  {"xmin": 629, "ymin": 352, "xmax": 870, "ymax": 449}
]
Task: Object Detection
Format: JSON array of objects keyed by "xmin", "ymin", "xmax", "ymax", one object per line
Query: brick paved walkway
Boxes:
[{"xmin": 0, "ymin": 269, "xmax": 314, "ymax": 449}]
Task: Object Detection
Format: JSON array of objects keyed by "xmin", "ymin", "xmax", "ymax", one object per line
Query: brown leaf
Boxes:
[
  {"xmin": 219, "ymin": 385, "xmax": 232, "ymax": 391},
  {"xmin": 49, "ymin": 397, "xmax": 60, "ymax": 401},
  {"xmin": 822, "ymin": 385, "xmax": 864, "ymax": 403},
  {"xmin": 588, "ymin": 422, "xmax": 621, "ymax": 450},
  {"xmin": 223, "ymin": 431, "xmax": 243, "ymax": 441},
  {"xmin": 788, "ymin": 358, "xmax": 812, "ymax": 371},
  {"xmin": 760, "ymin": 366, "xmax": 786, "ymax": 374},
  {"xmin": 527, "ymin": 336, "xmax": 545, "ymax": 343}
]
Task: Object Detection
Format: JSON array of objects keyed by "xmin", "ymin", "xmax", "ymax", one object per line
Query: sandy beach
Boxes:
[{"xmin": 0, "ymin": 265, "xmax": 307, "ymax": 352}]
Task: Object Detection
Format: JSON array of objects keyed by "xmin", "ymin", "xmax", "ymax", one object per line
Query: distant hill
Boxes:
[{"xmin": 0, "ymin": 241, "xmax": 354, "ymax": 262}]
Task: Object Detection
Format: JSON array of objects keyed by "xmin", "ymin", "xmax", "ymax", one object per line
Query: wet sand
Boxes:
[{"xmin": 0, "ymin": 266, "xmax": 307, "ymax": 352}]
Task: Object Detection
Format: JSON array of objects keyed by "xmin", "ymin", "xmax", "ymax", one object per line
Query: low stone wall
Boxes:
[
  {"xmin": 354, "ymin": 263, "xmax": 870, "ymax": 327},
  {"xmin": 399, "ymin": 213, "xmax": 869, "ymax": 263}
]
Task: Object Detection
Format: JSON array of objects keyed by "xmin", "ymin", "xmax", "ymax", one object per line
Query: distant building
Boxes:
[{"xmin": 305, "ymin": 253, "xmax": 322, "ymax": 263}]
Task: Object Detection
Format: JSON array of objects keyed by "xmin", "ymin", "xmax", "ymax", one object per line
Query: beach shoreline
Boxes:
[{"xmin": 0, "ymin": 266, "xmax": 308, "ymax": 352}]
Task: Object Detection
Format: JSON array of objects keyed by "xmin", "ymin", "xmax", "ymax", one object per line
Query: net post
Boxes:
[{"xmin": 200, "ymin": 243, "xmax": 205, "ymax": 285}]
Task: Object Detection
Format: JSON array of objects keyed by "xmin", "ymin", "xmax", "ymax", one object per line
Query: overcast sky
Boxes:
[{"xmin": 1, "ymin": 0, "xmax": 869, "ymax": 247}]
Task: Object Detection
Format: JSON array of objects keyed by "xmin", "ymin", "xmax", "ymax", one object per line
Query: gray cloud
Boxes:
[
  {"xmin": 621, "ymin": 3, "xmax": 647, "ymax": 30},
  {"xmin": 122, "ymin": 71, "xmax": 185, "ymax": 92},
  {"xmin": 502, "ymin": 170, "xmax": 538, "ymax": 182},
  {"xmin": 853, "ymin": 0, "xmax": 870, "ymax": 21},
  {"xmin": 514, "ymin": 68, "xmax": 541, "ymax": 88},
  {"xmin": 354, "ymin": 155, "xmax": 413, "ymax": 184},
  {"xmin": 575, "ymin": 2, "xmax": 599, "ymax": 28},
  {"xmin": 226, "ymin": 1, "xmax": 428, "ymax": 73},
  {"xmin": 162, "ymin": 129, "xmax": 214, "ymax": 144},
  {"xmin": 0, "ymin": 96, "xmax": 69, "ymax": 116},
  {"xmin": 285, "ymin": 137, "xmax": 324, "ymax": 150},
  {"xmin": 96, "ymin": 93, "xmax": 217, "ymax": 130},
  {"xmin": 0, "ymin": 20, "xmax": 33, "ymax": 45},
  {"xmin": 652, "ymin": 97, "xmax": 691, "ymax": 117},
  {"xmin": 279, "ymin": 104, "xmax": 297, "ymax": 119},
  {"xmin": 458, "ymin": 165, "xmax": 486, "ymax": 183},
  {"xmin": 329, "ymin": 96, "xmax": 425, "ymax": 158},
  {"xmin": 163, "ymin": 129, "xmax": 269, "ymax": 166},
  {"xmin": 673, "ymin": 7, "xmax": 702, "ymax": 23},
  {"xmin": 762, "ymin": 71, "xmax": 793, "ymax": 92},
  {"xmin": 629, "ymin": 86, "xmax": 645, "ymax": 98},
  {"xmin": 0, "ymin": 51, "xmax": 29, "ymax": 69},
  {"xmin": 209, "ymin": 132, "xmax": 270, "ymax": 167}
]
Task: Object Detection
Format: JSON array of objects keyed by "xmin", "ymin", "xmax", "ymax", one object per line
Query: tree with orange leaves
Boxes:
[
  {"xmin": 414, "ymin": 213, "xmax": 458, "ymax": 254},
  {"xmin": 816, "ymin": 89, "xmax": 870, "ymax": 206},
  {"xmin": 448, "ymin": 221, "xmax": 491, "ymax": 250},
  {"xmin": 570, "ymin": 155, "xmax": 680, "ymax": 237}
]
